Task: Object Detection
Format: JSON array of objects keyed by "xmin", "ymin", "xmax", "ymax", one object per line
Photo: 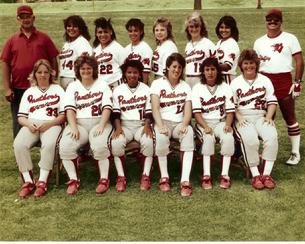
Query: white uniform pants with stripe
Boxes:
[
  {"xmin": 14, "ymin": 119, "xmax": 62, "ymax": 172},
  {"xmin": 195, "ymin": 121, "xmax": 234, "ymax": 156},
  {"xmin": 154, "ymin": 120, "xmax": 194, "ymax": 156},
  {"xmin": 59, "ymin": 118, "xmax": 112, "ymax": 160},
  {"xmin": 234, "ymin": 115, "xmax": 278, "ymax": 167},
  {"xmin": 111, "ymin": 120, "xmax": 154, "ymax": 157}
]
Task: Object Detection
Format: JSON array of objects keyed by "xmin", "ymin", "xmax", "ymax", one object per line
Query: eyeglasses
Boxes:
[
  {"xmin": 265, "ymin": 17, "xmax": 281, "ymax": 23},
  {"xmin": 18, "ymin": 14, "xmax": 32, "ymax": 20}
]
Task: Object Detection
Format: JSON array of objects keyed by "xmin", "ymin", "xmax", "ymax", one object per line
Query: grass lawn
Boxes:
[{"xmin": 0, "ymin": 0, "xmax": 305, "ymax": 241}]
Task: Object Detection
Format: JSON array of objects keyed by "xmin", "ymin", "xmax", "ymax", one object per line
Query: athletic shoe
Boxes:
[
  {"xmin": 201, "ymin": 176, "xmax": 212, "ymax": 190},
  {"xmin": 140, "ymin": 175, "xmax": 151, "ymax": 191},
  {"xmin": 159, "ymin": 177, "xmax": 170, "ymax": 192},
  {"xmin": 261, "ymin": 175, "xmax": 276, "ymax": 189},
  {"xmin": 66, "ymin": 179, "xmax": 80, "ymax": 195},
  {"xmin": 219, "ymin": 175, "xmax": 231, "ymax": 189},
  {"xmin": 34, "ymin": 181, "xmax": 47, "ymax": 197},
  {"xmin": 286, "ymin": 153, "xmax": 300, "ymax": 165},
  {"xmin": 180, "ymin": 181, "xmax": 192, "ymax": 197},
  {"xmin": 19, "ymin": 182, "xmax": 35, "ymax": 198},
  {"xmin": 251, "ymin": 175, "xmax": 264, "ymax": 190},
  {"xmin": 115, "ymin": 176, "xmax": 126, "ymax": 192},
  {"xmin": 96, "ymin": 178, "xmax": 110, "ymax": 194}
]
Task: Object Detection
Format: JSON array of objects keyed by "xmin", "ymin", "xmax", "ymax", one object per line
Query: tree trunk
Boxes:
[
  {"xmin": 257, "ymin": 0, "xmax": 262, "ymax": 9},
  {"xmin": 194, "ymin": 0, "xmax": 202, "ymax": 10}
]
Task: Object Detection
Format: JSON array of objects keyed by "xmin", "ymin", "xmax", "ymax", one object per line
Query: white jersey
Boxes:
[
  {"xmin": 185, "ymin": 37, "xmax": 216, "ymax": 76},
  {"xmin": 230, "ymin": 73, "xmax": 278, "ymax": 116},
  {"xmin": 151, "ymin": 40, "xmax": 178, "ymax": 77},
  {"xmin": 192, "ymin": 82, "xmax": 235, "ymax": 120},
  {"xmin": 59, "ymin": 36, "xmax": 92, "ymax": 78},
  {"xmin": 18, "ymin": 84, "xmax": 65, "ymax": 120},
  {"xmin": 113, "ymin": 82, "xmax": 151, "ymax": 121},
  {"xmin": 150, "ymin": 77, "xmax": 192, "ymax": 123},
  {"xmin": 216, "ymin": 37, "xmax": 240, "ymax": 75},
  {"xmin": 125, "ymin": 41, "xmax": 153, "ymax": 73},
  {"xmin": 93, "ymin": 40, "xmax": 128, "ymax": 85},
  {"xmin": 64, "ymin": 79, "xmax": 112, "ymax": 119},
  {"xmin": 253, "ymin": 31, "xmax": 302, "ymax": 73}
]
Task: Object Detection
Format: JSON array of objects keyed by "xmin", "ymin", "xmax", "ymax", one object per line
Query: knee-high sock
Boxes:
[
  {"xmin": 62, "ymin": 159, "xmax": 78, "ymax": 180},
  {"xmin": 38, "ymin": 168, "xmax": 51, "ymax": 183},
  {"xmin": 21, "ymin": 170, "xmax": 34, "ymax": 184},
  {"xmin": 114, "ymin": 156, "xmax": 125, "ymax": 177},
  {"xmin": 142, "ymin": 156, "xmax": 153, "ymax": 176},
  {"xmin": 262, "ymin": 160, "xmax": 274, "ymax": 176},
  {"xmin": 203, "ymin": 155, "xmax": 211, "ymax": 176},
  {"xmin": 98, "ymin": 158, "xmax": 110, "ymax": 179},
  {"xmin": 181, "ymin": 151, "xmax": 193, "ymax": 182},
  {"xmin": 158, "ymin": 156, "xmax": 169, "ymax": 178},
  {"xmin": 288, "ymin": 123, "xmax": 300, "ymax": 155},
  {"xmin": 250, "ymin": 166, "xmax": 260, "ymax": 177},
  {"xmin": 221, "ymin": 156, "xmax": 231, "ymax": 176}
]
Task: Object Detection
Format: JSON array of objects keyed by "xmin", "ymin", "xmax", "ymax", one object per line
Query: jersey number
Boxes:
[
  {"xmin": 91, "ymin": 105, "xmax": 102, "ymax": 116},
  {"xmin": 176, "ymin": 105, "xmax": 183, "ymax": 114},
  {"xmin": 62, "ymin": 60, "xmax": 73, "ymax": 70},
  {"xmin": 152, "ymin": 63, "xmax": 159, "ymax": 73},
  {"xmin": 100, "ymin": 64, "xmax": 113, "ymax": 75},
  {"xmin": 46, "ymin": 108, "xmax": 58, "ymax": 117},
  {"xmin": 138, "ymin": 109, "xmax": 144, "ymax": 120},
  {"xmin": 194, "ymin": 63, "xmax": 202, "ymax": 73}
]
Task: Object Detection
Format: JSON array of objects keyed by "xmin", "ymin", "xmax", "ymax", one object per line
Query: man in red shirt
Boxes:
[{"xmin": 1, "ymin": 5, "xmax": 59, "ymax": 138}]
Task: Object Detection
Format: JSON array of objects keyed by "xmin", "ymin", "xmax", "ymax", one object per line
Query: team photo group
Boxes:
[{"xmin": 1, "ymin": 4, "xmax": 303, "ymax": 199}]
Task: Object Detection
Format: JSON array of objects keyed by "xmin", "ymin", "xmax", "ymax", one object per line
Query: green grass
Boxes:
[{"xmin": 0, "ymin": 0, "xmax": 305, "ymax": 241}]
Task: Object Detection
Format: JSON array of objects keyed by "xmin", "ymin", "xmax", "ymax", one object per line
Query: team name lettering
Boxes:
[
  {"xmin": 118, "ymin": 95, "xmax": 147, "ymax": 105},
  {"xmin": 160, "ymin": 99, "xmax": 185, "ymax": 108},
  {"xmin": 160, "ymin": 89, "xmax": 187, "ymax": 99},
  {"xmin": 95, "ymin": 52, "xmax": 113, "ymax": 63},
  {"xmin": 185, "ymin": 50, "xmax": 205, "ymax": 63},
  {"xmin": 28, "ymin": 94, "xmax": 60, "ymax": 104},
  {"xmin": 200, "ymin": 95, "xmax": 225, "ymax": 106},
  {"xmin": 127, "ymin": 53, "xmax": 141, "ymax": 60},
  {"xmin": 59, "ymin": 49, "xmax": 73, "ymax": 59},
  {"xmin": 236, "ymin": 87, "xmax": 266, "ymax": 99},
  {"xmin": 74, "ymin": 91, "xmax": 103, "ymax": 101}
]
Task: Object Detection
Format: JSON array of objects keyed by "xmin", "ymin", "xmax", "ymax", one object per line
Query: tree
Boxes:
[
  {"xmin": 194, "ymin": 0, "xmax": 202, "ymax": 10},
  {"xmin": 257, "ymin": 0, "xmax": 262, "ymax": 9}
]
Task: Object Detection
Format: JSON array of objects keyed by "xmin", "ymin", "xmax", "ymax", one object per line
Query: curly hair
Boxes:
[
  {"xmin": 63, "ymin": 15, "xmax": 91, "ymax": 42},
  {"xmin": 200, "ymin": 57, "xmax": 223, "ymax": 85},
  {"xmin": 29, "ymin": 59, "xmax": 56, "ymax": 86},
  {"xmin": 215, "ymin": 15, "xmax": 239, "ymax": 41},
  {"xmin": 238, "ymin": 48, "xmax": 260, "ymax": 73},
  {"xmin": 74, "ymin": 55, "xmax": 99, "ymax": 81},
  {"xmin": 120, "ymin": 59, "xmax": 144, "ymax": 83},
  {"xmin": 125, "ymin": 18, "xmax": 145, "ymax": 40},
  {"xmin": 164, "ymin": 52, "xmax": 186, "ymax": 81},
  {"xmin": 93, "ymin": 17, "xmax": 116, "ymax": 48},
  {"xmin": 153, "ymin": 17, "xmax": 175, "ymax": 45},
  {"xmin": 185, "ymin": 11, "xmax": 208, "ymax": 41}
]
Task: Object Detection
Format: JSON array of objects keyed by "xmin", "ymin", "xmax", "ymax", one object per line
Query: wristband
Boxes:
[{"xmin": 295, "ymin": 79, "xmax": 302, "ymax": 84}]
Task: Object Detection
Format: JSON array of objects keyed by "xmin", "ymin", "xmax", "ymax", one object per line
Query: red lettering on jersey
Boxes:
[
  {"xmin": 95, "ymin": 52, "xmax": 113, "ymax": 63},
  {"xmin": 59, "ymin": 49, "xmax": 73, "ymax": 60},
  {"xmin": 74, "ymin": 91, "xmax": 103, "ymax": 101},
  {"xmin": 142, "ymin": 58, "xmax": 150, "ymax": 65},
  {"xmin": 229, "ymin": 53, "xmax": 236, "ymax": 61},
  {"xmin": 272, "ymin": 43, "xmax": 284, "ymax": 53},
  {"xmin": 118, "ymin": 95, "xmax": 147, "ymax": 105},
  {"xmin": 200, "ymin": 95, "xmax": 225, "ymax": 106},
  {"xmin": 152, "ymin": 51, "xmax": 159, "ymax": 61},
  {"xmin": 258, "ymin": 55, "xmax": 271, "ymax": 62},
  {"xmin": 128, "ymin": 53, "xmax": 141, "ymax": 61},
  {"xmin": 185, "ymin": 50, "xmax": 205, "ymax": 63},
  {"xmin": 236, "ymin": 87, "xmax": 266, "ymax": 99},
  {"xmin": 160, "ymin": 89, "xmax": 187, "ymax": 99},
  {"xmin": 217, "ymin": 49, "xmax": 224, "ymax": 59},
  {"xmin": 28, "ymin": 94, "xmax": 60, "ymax": 104}
]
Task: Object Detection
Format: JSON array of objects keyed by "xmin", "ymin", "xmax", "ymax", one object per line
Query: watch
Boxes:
[{"xmin": 295, "ymin": 79, "xmax": 303, "ymax": 84}]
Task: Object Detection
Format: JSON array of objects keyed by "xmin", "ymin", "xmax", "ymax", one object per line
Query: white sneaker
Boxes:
[{"xmin": 286, "ymin": 153, "xmax": 300, "ymax": 165}]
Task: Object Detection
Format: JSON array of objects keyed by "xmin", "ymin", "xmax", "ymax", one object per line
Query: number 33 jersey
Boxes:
[
  {"xmin": 192, "ymin": 82, "xmax": 235, "ymax": 120},
  {"xmin": 112, "ymin": 82, "xmax": 151, "ymax": 121},
  {"xmin": 150, "ymin": 77, "xmax": 192, "ymax": 123},
  {"xmin": 64, "ymin": 79, "xmax": 113, "ymax": 119},
  {"xmin": 18, "ymin": 84, "xmax": 65, "ymax": 120}
]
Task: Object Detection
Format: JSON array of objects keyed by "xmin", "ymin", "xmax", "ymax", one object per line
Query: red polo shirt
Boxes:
[{"xmin": 0, "ymin": 27, "xmax": 59, "ymax": 89}]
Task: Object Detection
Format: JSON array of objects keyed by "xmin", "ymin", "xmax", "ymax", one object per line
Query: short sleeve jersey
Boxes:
[
  {"xmin": 125, "ymin": 41, "xmax": 153, "ymax": 73},
  {"xmin": 150, "ymin": 77, "xmax": 192, "ymax": 123},
  {"xmin": 93, "ymin": 40, "xmax": 128, "ymax": 86},
  {"xmin": 151, "ymin": 40, "xmax": 178, "ymax": 77},
  {"xmin": 192, "ymin": 82, "xmax": 235, "ymax": 120},
  {"xmin": 18, "ymin": 84, "xmax": 65, "ymax": 120},
  {"xmin": 185, "ymin": 37, "xmax": 216, "ymax": 76},
  {"xmin": 112, "ymin": 82, "xmax": 151, "ymax": 121},
  {"xmin": 59, "ymin": 36, "xmax": 92, "ymax": 78},
  {"xmin": 253, "ymin": 31, "xmax": 302, "ymax": 73},
  {"xmin": 230, "ymin": 73, "xmax": 278, "ymax": 116},
  {"xmin": 64, "ymin": 79, "xmax": 113, "ymax": 119},
  {"xmin": 215, "ymin": 37, "xmax": 240, "ymax": 75}
]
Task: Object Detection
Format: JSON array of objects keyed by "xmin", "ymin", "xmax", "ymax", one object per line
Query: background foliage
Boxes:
[{"xmin": 0, "ymin": 0, "xmax": 304, "ymax": 241}]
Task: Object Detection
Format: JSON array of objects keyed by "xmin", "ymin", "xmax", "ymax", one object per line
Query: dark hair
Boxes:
[
  {"xmin": 185, "ymin": 12, "xmax": 208, "ymax": 41},
  {"xmin": 125, "ymin": 18, "xmax": 145, "ymax": 40},
  {"xmin": 200, "ymin": 57, "xmax": 223, "ymax": 85},
  {"xmin": 153, "ymin": 17, "xmax": 175, "ymax": 45},
  {"xmin": 63, "ymin": 15, "xmax": 91, "ymax": 42},
  {"xmin": 93, "ymin": 17, "xmax": 116, "ymax": 48},
  {"xmin": 165, "ymin": 53, "xmax": 186, "ymax": 80},
  {"xmin": 238, "ymin": 48, "xmax": 260, "ymax": 73},
  {"xmin": 121, "ymin": 59, "xmax": 144, "ymax": 83},
  {"xmin": 74, "ymin": 55, "xmax": 98, "ymax": 81},
  {"xmin": 215, "ymin": 15, "xmax": 239, "ymax": 41}
]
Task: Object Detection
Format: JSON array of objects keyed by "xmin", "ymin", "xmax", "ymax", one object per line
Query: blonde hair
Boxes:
[
  {"xmin": 28, "ymin": 59, "xmax": 56, "ymax": 86},
  {"xmin": 185, "ymin": 11, "xmax": 208, "ymax": 40},
  {"xmin": 153, "ymin": 17, "xmax": 175, "ymax": 45}
]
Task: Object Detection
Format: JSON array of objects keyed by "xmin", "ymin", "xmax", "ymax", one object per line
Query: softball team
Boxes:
[{"xmin": 10, "ymin": 8, "xmax": 303, "ymax": 198}]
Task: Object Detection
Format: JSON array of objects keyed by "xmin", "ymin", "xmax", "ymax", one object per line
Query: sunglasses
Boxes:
[{"xmin": 265, "ymin": 17, "xmax": 281, "ymax": 23}]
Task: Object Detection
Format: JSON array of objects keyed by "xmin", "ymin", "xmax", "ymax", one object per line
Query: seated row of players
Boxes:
[
  {"xmin": 59, "ymin": 13, "xmax": 238, "ymax": 89},
  {"xmin": 14, "ymin": 49, "xmax": 278, "ymax": 198}
]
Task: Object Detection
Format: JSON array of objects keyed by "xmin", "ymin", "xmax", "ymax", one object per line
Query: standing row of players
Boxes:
[{"xmin": 16, "ymin": 50, "xmax": 278, "ymax": 198}]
